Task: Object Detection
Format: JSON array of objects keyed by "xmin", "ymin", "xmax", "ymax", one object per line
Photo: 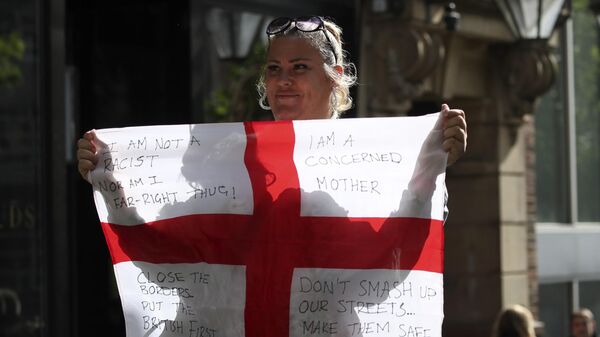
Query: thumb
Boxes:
[
  {"xmin": 441, "ymin": 104, "xmax": 449, "ymax": 115},
  {"xmin": 433, "ymin": 105, "xmax": 449, "ymax": 130}
]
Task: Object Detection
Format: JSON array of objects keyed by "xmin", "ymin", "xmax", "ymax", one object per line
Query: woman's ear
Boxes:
[
  {"xmin": 334, "ymin": 65, "xmax": 343, "ymax": 76},
  {"xmin": 330, "ymin": 65, "xmax": 343, "ymax": 89}
]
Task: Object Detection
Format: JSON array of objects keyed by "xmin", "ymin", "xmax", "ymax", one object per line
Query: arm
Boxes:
[{"xmin": 396, "ymin": 105, "xmax": 465, "ymax": 218}]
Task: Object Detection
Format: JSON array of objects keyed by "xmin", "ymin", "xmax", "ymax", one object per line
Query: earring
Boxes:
[
  {"xmin": 330, "ymin": 92, "xmax": 338, "ymax": 110},
  {"xmin": 259, "ymin": 95, "xmax": 271, "ymax": 110}
]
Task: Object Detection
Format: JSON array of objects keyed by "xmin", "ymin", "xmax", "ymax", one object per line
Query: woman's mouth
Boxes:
[{"xmin": 275, "ymin": 93, "xmax": 301, "ymax": 104}]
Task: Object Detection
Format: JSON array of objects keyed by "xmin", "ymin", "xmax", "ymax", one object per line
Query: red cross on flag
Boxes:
[{"xmin": 91, "ymin": 113, "xmax": 447, "ymax": 337}]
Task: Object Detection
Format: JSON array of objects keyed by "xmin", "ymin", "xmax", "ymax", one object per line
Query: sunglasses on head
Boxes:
[{"xmin": 265, "ymin": 16, "xmax": 338, "ymax": 64}]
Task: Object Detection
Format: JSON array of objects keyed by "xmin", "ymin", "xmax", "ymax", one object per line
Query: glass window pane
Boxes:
[
  {"xmin": 0, "ymin": 0, "xmax": 43, "ymax": 335},
  {"xmin": 580, "ymin": 280, "xmax": 600, "ymax": 324},
  {"xmin": 539, "ymin": 282, "xmax": 572, "ymax": 337},
  {"xmin": 573, "ymin": 5, "xmax": 600, "ymax": 222},
  {"xmin": 535, "ymin": 38, "xmax": 570, "ymax": 223}
]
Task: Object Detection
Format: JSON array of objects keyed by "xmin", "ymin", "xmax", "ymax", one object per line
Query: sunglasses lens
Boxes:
[
  {"xmin": 295, "ymin": 16, "xmax": 322, "ymax": 32},
  {"xmin": 266, "ymin": 17, "xmax": 291, "ymax": 35}
]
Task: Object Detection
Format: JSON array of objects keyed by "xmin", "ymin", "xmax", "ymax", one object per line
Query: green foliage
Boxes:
[
  {"xmin": 0, "ymin": 32, "xmax": 26, "ymax": 88},
  {"xmin": 573, "ymin": 0, "xmax": 588, "ymax": 11},
  {"xmin": 204, "ymin": 42, "xmax": 270, "ymax": 122}
]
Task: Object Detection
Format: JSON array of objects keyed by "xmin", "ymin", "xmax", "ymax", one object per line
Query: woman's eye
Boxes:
[
  {"xmin": 267, "ymin": 65, "xmax": 280, "ymax": 73},
  {"xmin": 294, "ymin": 64, "xmax": 308, "ymax": 71}
]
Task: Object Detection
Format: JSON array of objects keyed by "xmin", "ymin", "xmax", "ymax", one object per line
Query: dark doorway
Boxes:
[{"xmin": 68, "ymin": 1, "xmax": 191, "ymax": 336}]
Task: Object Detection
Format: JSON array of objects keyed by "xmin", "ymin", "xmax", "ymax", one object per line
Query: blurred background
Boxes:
[{"xmin": 0, "ymin": 0, "xmax": 599, "ymax": 336}]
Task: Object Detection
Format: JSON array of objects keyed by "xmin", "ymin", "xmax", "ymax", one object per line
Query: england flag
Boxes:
[{"xmin": 91, "ymin": 113, "xmax": 447, "ymax": 337}]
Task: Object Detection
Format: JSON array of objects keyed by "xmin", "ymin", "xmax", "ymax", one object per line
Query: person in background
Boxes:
[
  {"xmin": 492, "ymin": 304, "xmax": 537, "ymax": 337},
  {"xmin": 78, "ymin": 16, "xmax": 467, "ymax": 179},
  {"xmin": 570, "ymin": 308, "xmax": 597, "ymax": 337}
]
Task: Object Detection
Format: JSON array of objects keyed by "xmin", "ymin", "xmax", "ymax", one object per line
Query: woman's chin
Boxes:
[{"xmin": 272, "ymin": 109, "xmax": 300, "ymax": 121}]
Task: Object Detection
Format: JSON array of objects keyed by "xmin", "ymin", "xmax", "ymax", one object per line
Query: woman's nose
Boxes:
[{"xmin": 277, "ymin": 71, "xmax": 293, "ymax": 87}]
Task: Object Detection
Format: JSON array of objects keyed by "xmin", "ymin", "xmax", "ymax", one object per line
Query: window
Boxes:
[
  {"xmin": 535, "ymin": 43, "xmax": 570, "ymax": 223},
  {"xmin": 572, "ymin": 3, "xmax": 600, "ymax": 222},
  {"xmin": 535, "ymin": 0, "xmax": 600, "ymax": 223},
  {"xmin": 0, "ymin": 0, "xmax": 44, "ymax": 335},
  {"xmin": 580, "ymin": 281, "xmax": 600, "ymax": 324},
  {"xmin": 539, "ymin": 283, "xmax": 572, "ymax": 337}
]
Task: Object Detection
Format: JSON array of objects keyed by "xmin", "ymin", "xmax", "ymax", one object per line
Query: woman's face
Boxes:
[{"xmin": 265, "ymin": 37, "xmax": 333, "ymax": 120}]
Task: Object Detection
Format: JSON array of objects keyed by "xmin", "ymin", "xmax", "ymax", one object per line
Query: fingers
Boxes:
[
  {"xmin": 441, "ymin": 104, "xmax": 467, "ymax": 166},
  {"xmin": 444, "ymin": 114, "xmax": 466, "ymax": 130},
  {"xmin": 444, "ymin": 110, "xmax": 466, "ymax": 129},
  {"xmin": 77, "ymin": 130, "xmax": 98, "ymax": 183},
  {"xmin": 78, "ymin": 158, "xmax": 96, "ymax": 183},
  {"xmin": 442, "ymin": 106, "xmax": 467, "ymax": 144},
  {"xmin": 443, "ymin": 137, "xmax": 466, "ymax": 166},
  {"xmin": 76, "ymin": 136, "xmax": 98, "ymax": 164},
  {"xmin": 442, "ymin": 137, "xmax": 463, "ymax": 153},
  {"xmin": 83, "ymin": 129, "xmax": 96, "ymax": 140},
  {"xmin": 443, "ymin": 124, "xmax": 467, "ymax": 144},
  {"xmin": 80, "ymin": 130, "xmax": 97, "ymax": 147},
  {"xmin": 441, "ymin": 103, "xmax": 450, "ymax": 113},
  {"xmin": 76, "ymin": 146, "xmax": 97, "ymax": 163},
  {"xmin": 77, "ymin": 138, "xmax": 94, "ymax": 154}
]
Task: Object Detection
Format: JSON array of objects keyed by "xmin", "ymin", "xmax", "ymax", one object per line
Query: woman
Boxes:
[
  {"xmin": 492, "ymin": 304, "xmax": 536, "ymax": 337},
  {"xmin": 78, "ymin": 16, "xmax": 467, "ymax": 180},
  {"xmin": 77, "ymin": 16, "xmax": 468, "ymax": 337}
]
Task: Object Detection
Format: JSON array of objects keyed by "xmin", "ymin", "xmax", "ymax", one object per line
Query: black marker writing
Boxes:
[
  {"xmin": 104, "ymin": 155, "xmax": 159, "ymax": 172},
  {"xmin": 188, "ymin": 185, "xmax": 236, "ymax": 200},
  {"xmin": 304, "ymin": 152, "xmax": 402, "ymax": 167},
  {"xmin": 128, "ymin": 137, "xmax": 147, "ymax": 150},
  {"xmin": 316, "ymin": 177, "xmax": 381, "ymax": 195},
  {"xmin": 302, "ymin": 320, "xmax": 338, "ymax": 335},
  {"xmin": 154, "ymin": 137, "xmax": 184, "ymax": 150},
  {"xmin": 309, "ymin": 132, "xmax": 335, "ymax": 150}
]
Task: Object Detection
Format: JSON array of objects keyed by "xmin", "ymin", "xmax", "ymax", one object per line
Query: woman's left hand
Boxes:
[{"xmin": 441, "ymin": 104, "xmax": 467, "ymax": 166}]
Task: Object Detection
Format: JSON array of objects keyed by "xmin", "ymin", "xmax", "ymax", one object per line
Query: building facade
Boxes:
[
  {"xmin": 0, "ymin": 0, "xmax": 599, "ymax": 336},
  {"xmin": 358, "ymin": 1, "xmax": 545, "ymax": 335},
  {"xmin": 535, "ymin": 2, "xmax": 600, "ymax": 336},
  {"xmin": 359, "ymin": 1, "xmax": 600, "ymax": 336}
]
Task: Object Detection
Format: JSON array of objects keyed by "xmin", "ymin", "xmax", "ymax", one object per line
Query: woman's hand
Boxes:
[
  {"xmin": 441, "ymin": 104, "xmax": 467, "ymax": 166},
  {"xmin": 76, "ymin": 130, "xmax": 98, "ymax": 183}
]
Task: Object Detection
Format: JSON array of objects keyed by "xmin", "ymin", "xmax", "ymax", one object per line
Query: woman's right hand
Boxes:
[{"xmin": 76, "ymin": 130, "xmax": 98, "ymax": 183}]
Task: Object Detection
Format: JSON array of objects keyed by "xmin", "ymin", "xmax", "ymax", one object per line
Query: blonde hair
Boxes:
[
  {"xmin": 492, "ymin": 305, "xmax": 536, "ymax": 337},
  {"xmin": 571, "ymin": 308, "xmax": 595, "ymax": 322},
  {"xmin": 256, "ymin": 17, "xmax": 357, "ymax": 119}
]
